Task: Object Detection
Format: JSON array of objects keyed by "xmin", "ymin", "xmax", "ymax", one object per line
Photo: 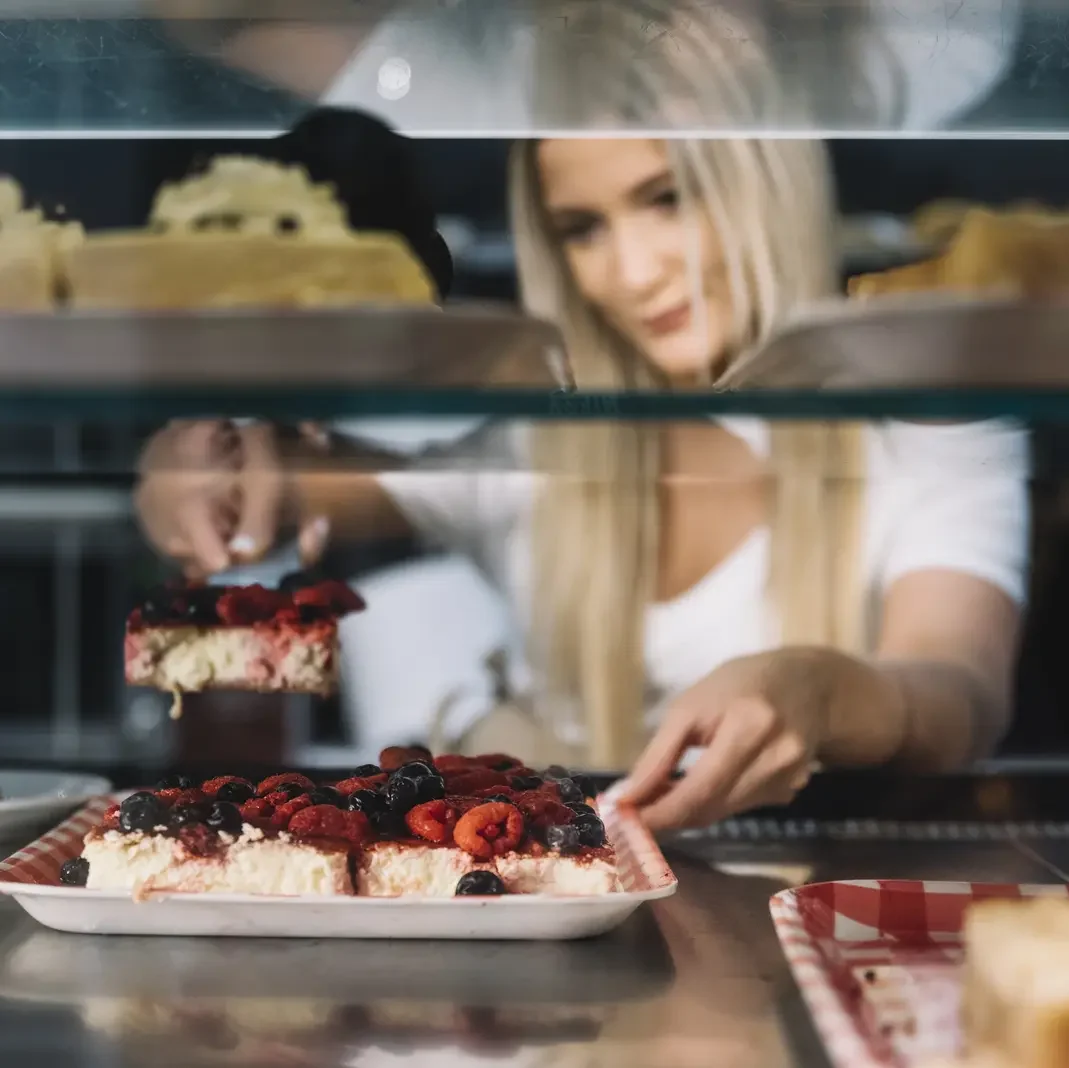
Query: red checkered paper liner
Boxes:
[
  {"xmin": 770, "ymin": 879, "xmax": 1069, "ymax": 1068},
  {"xmin": 0, "ymin": 796, "xmax": 115, "ymax": 886},
  {"xmin": 0, "ymin": 795, "xmax": 675, "ymax": 897}
]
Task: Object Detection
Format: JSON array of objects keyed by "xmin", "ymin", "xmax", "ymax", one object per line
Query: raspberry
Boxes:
[
  {"xmin": 334, "ymin": 774, "xmax": 387, "ymax": 796},
  {"xmin": 379, "ymin": 746, "xmax": 432, "ymax": 772},
  {"xmin": 155, "ymin": 787, "xmax": 207, "ymax": 808},
  {"xmin": 453, "ymin": 802, "xmax": 525, "ymax": 859},
  {"xmin": 287, "ymin": 805, "xmax": 370, "ymax": 844},
  {"xmin": 445, "ymin": 795, "xmax": 484, "ymax": 815},
  {"xmin": 405, "ymin": 799, "xmax": 458, "ymax": 843},
  {"xmin": 432, "ymin": 755, "xmax": 472, "ymax": 773},
  {"xmin": 471, "ymin": 753, "xmax": 524, "ymax": 772},
  {"xmin": 444, "ymin": 769, "xmax": 509, "ymax": 795},
  {"xmin": 201, "ymin": 776, "xmax": 253, "ymax": 798},
  {"xmin": 256, "ymin": 773, "xmax": 315, "ymax": 796},
  {"xmin": 270, "ymin": 795, "xmax": 313, "ymax": 828},
  {"xmin": 473, "ymin": 786, "xmax": 516, "ymax": 799},
  {"xmin": 239, "ymin": 798, "xmax": 274, "ymax": 822},
  {"xmin": 514, "ymin": 791, "xmax": 574, "ymax": 831},
  {"xmin": 293, "ymin": 581, "xmax": 366, "ymax": 615},
  {"xmin": 101, "ymin": 803, "xmax": 120, "ymax": 829},
  {"xmin": 216, "ymin": 585, "xmax": 285, "ymax": 625},
  {"xmin": 177, "ymin": 824, "xmax": 215, "ymax": 857}
]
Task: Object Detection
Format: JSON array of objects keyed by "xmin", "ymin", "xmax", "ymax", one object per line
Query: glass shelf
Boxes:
[{"xmin": 0, "ymin": 1, "xmax": 1066, "ymax": 134}]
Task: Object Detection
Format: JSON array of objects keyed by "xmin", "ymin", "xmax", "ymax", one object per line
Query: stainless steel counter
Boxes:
[{"xmin": 0, "ymin": 833, "xmax": 1063, "ymax": 1068}]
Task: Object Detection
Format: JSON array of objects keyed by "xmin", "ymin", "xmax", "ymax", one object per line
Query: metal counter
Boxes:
[{"xmin": 1, "ymin": 829, "xmax": 1064, "ymax": 1068}]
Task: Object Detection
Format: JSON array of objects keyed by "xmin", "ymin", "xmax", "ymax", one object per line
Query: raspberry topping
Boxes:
[
  {"xmin": 334, "ymin": 774, "xmax": 388, "ymax": 796},
  {"xmin": 238, "ymin": 797, "xmax": 274, "ymax": 822},
  {"xmin": 201, "ymin": 776, "xmax": 254, "ymax": 798},
  {"xmin": 444, "ymin": 769, "xmax": 509, "ymax": 795},
  {"xmin": 270, "ymin": 794, "xmax": 313, "ymax": 828},
  {"xmin": 155, "ymin": 787, "xmax": 208, "ymax": 808},
  {"xmin": 293, "ymin": 580, "xmax": 366, "ymax": 614},
  {"xmin": 287, "ymin": 805, "xmax": 370, "ymax": 845},
  {"xmin": 256, "ymin": 773, "xmax": 315, "ymax": 796},
  {"xmin": 405, "ymin": 799, "xmax": 459, "ymax": 844},
  {"xmin": 453, "ymin": 802, "xmax": 525, "ymax": 859},
  {"xmin": 432, "ymin": 755, "xmax": 473, "ymax": 773}
]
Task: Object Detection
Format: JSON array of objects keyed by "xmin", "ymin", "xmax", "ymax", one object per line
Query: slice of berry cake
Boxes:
[
  {"xmin": 124, "ymin": 577, "xmax": 365, "ymax": 714},
  {"xmin": 69, "ymin": 749, "xmax": 620, "ymax": 899}
]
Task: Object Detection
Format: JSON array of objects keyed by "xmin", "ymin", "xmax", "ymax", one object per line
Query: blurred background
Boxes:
[{"xmin": 1, "ymin": 135, "xmax": 1069, "ymax": 771}]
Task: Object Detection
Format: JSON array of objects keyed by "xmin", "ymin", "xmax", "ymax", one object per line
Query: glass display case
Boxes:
[{"xmin": 1, "ymin": 4, "xmax": 1069, "ymax": 1067}]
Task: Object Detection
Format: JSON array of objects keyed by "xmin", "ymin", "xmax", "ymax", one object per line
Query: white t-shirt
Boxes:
[
  {"xmin": 322, "ymin": 0, "xmax": 1020, "ymax": 131},
  {"xmin": 377, "ymin": 418, "xmax": 1029, "ymax": 713}
]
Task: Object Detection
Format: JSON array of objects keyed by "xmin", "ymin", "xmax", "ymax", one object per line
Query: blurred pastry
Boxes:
[
  {"xmin": 0, "ymin": 177, "xmax": 83, "ymax": 311},
  {"xmin": 65, "ymin": 156, "xmax": 436, "ymax": 310},
  {"xmin": 849, "ymin": 205, "xmax": 1069, "ymax": 300}
]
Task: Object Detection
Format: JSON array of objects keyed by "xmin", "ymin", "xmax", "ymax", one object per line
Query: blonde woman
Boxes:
[{"xmin": 137, "ymin": 130, "xmax": 1028, "ymax": 831}]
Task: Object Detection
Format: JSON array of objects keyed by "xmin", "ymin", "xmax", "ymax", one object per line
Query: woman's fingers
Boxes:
[
  {"xmin": 297, "ymin": 515, "xmax": 331, "ymax": 567},
  {"xmin": 231, "ymin": 424, "xmax": 282, "ymax": 561},
  {"xmin": 616, "ymin": 710, "xmax": 697, "ymax": 807},
  {"xmin": 716, "ymin": 733, "xmax": 813, "ymax": 819},
  {"xmin": 179, "ymin": 490, "xmax": 233, "ymax": 574},
  {"xmin": 638, "ymin": 699, "xmax": 778, "ymax": 831}
]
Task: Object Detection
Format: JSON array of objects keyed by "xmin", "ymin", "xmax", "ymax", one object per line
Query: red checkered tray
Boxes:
[
  {"xmin": 770, "ymin": 879, "xmax": 1069, "ymax": 1067},
  {"xmin": 0, "ymin": 796, "xmax": 676, "ymax": 940}
]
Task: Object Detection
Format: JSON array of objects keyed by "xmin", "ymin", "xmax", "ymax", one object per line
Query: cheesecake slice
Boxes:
[
  {"xmin": 960, "ymin": 896, "xmax": 1069, "ymax": 1068},
  {"xmin": 69, "ymin": 752, "xmax": 620, "ymax": 899},
  {"xmin": 124, "ymin": 580, "xmax": 365, "ymax": 711}
]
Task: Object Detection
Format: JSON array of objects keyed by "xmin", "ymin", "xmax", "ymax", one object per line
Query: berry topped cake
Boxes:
[
  {"xmin": 73, "ymin": 749, "xmax": 620, "ymax": 899},
  {"xmin": 124, "ymin": 576, "xmax": 365, "ymax": 715}
]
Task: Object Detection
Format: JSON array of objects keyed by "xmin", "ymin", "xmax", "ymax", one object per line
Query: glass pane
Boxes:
[{"xmin": 0, "ymin": 1, "xmax": 1066, "ymax": 133}]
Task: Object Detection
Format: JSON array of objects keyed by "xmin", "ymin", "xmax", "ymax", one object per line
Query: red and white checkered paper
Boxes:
[
  {"xmin": 770, "ymin": 879, "xmax": 1069, "ymax": 1068},
  {"xmin": 0, "ymin": 796, "xmax": 675, "ymax": 940}
]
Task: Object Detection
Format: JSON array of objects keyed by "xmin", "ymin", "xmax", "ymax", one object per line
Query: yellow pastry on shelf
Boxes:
[
  {"xmin": 64, "ymin": 156, "xmax": 436, "ymax": 310},
  {"xmin": 849, "ymin": 204, "xmax": 1069, "ymax": 301}
]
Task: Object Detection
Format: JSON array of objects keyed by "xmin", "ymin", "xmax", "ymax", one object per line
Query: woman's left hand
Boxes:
[{"xmin": 615, "ymin": 649, "xmax": 842, "ymax": 831}]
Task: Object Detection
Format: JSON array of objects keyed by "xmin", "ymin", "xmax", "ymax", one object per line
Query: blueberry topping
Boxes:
[
  {"xmin": 555, "ymin": 778, "xmax": 585, "ymax": 804},
  {"xmin": 278, "ymin": 569, "xmax": 325, "ymax": 593},
  {"xmin": 544, "ymin": 824, "xmax": 581, "ymax": 854},
  {"xmin": 214, "ymin": 781, "xmax": 254, "ymax": 804},
  {"xmin": 346, "ymin": 789, "xmax": 386, "ymax": 816},
  {"xmin": 297, "ymin": 603, "xmax": 328, "ymax": 623},
  {"xmin": 206, "ymin": 802, "xmax": 243, "ymax": 836},
  {"xmin": 573, "ymin": 775, "xmax": 597, "ymax": 799},
  {"xmin": 395, "ymin": 761, "xmax": 435, "ymax": 781},
  {"xmin": 351, "ymin": 764, "xmax": 382, "ymax": 777},
  {"xmin": 455, "ymin": 870, "xmax": 507, "ymax": 896},
  {"xmin": 573, "ymin": 814, "xmax": 606, "ymax": 848},
  {"xmin": 155, "ymin": 774, "xmax": 196, "ymax": 790},
  {"xmin": 307, "ymin": 787, "xmax": 343, "ymax": 807},
  {"xmin": 510, "ymin": 775, "xmax": 542, "ymax": 792},
  {"xmin": 169, "ymin": 803, "xmax": 211, "ymax": 828},
  {"xmin": 119, "ymin": 792, "xmax": 164, "ymax": 832},
  {"xmin": 489, "ymin": 760, "xmax": 516, "ymax": 772},
  {"xmin": 543, "ymin": 765, "xmax": 570, "ymax": 781},
  {"xmin": 567, "ymin": 802, "xmax": 596, "ymax": 818},
  {"xmin": 370, "ymin": 809, "xmax": 409, "ymax": 838},
  {"xmin": 385, "ymin": 775, "xmax": 420, "ymax": 814},
  {"xmin": 138, "ymin": 587, "xmax": 174, "ymax": 624},
  {"xmin": 59, "ymin": 857, "xmax": 90, "ymax": 886},
  {"xmin": 180, "ymin": 586, "xmax": 223, "ymax": 624},
  {"xmin": 266, "ymin": 782, "xmax": 305, "ymax": 801},
  {"xmin": 415, "ymin": 775, "xmax": 446, "ymax": 804}
]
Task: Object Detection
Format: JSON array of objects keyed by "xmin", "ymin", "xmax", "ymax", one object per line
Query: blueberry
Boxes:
[
  {"xmin": 351, "ymin": 764, "xmax": 382, "ymax": 777},
  {"xmin": 206, "ymin": 802, "xmax": 243, "ymax": 835},
  {"xmin": 155, "ymin": 774, "xmax": 196, "ymax": 790},
  {"xmin": 346, "ymin": 789, "xmax": 385, "ymax": 816},
  {"xmin": 544, "ymin": 824, "xmax": 581, "ymax": 854},
  {"xmin": 455, "ymin": 871, "xmax": 507, "ymax": 896},
  {"xmin": 119, "ymin": 792, "xmax": 163, "ymax": 832},
  {"xmin": 573, "ymin": 814, "xmax": 606, "ymax": 848},
  {"xmin": 510, "ymin": 775, "xmax": 542, "ymax": 792},
  {"xmin": 567, "ymin": 802, "xmax": 596, "ymax": 818},
  {"xmin": 543, "ymin": 765, "xmax": 570, "ymax": 781},
  {"xmin": 181, "ymin": 586, "xmax": 223, "ymax": 624},
  {"xmin": 555, "ymin": 778, "xmax": 584, "ymax": 804},
  {"xmin": 573, "ymin": 775, "xmax": 597, "ymax": 799},
  {"xmin": 279, "ymin": 569, "xmax": 324, "ymax": 593},
  {"xmin": 489, "ymin": 760, "xmax": 517, "ymax": 772},
  {"xmin": 265, "ymin": 782, "xmax": 305, "ymax": 801},
  {"xmin": 138, "ymin": 587, "xmax": 175, "ymax": 624},
  {"xmin": 169, "ymin": 803, "xmax": 211, "ymax": 828},
  {"xmin": 395, "ymin": 761, "xmax": 435, "ymax": 781},
  {"xmin": 215, "ymin": 781, "xmax": 254, "ymax": 804},
  {"xmin": 59, "ymin": 857, "xmax": 90, "ymax": 886},
  {"xmin": 297, "ymin": 604, "xmax": 328, "ymax": 623},
  {"xmin": 385, "ymin": 776, "xmax": 420, "ymax": 814},
  {"xmin": 307, "ymin": 787, "xmax": 343, "ymax": 807},
  {"xmin": 415, "ymin": 775, "xmax": 446, "ymax": 804},
  {"xmin": 370, "ymin": 809, "xmax": 409, "ymax": 838}
]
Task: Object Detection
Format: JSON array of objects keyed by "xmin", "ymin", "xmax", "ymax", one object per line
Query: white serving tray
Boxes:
[
  {"xmin": 0, "ymin": 770, "xmax": 113, "ymax": 841},
  {"xmin": 0, "ymin": 796, "xmax": 676, "ymax": 940}
]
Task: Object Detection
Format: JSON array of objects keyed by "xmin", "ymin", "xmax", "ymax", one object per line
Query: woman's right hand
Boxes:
[{"xmin": 135, "ymin": 420, "xmax": 329, "ymax": 578}]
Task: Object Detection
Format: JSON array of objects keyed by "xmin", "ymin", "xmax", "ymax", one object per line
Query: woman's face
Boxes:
[{"xmin": 537, "ymin": 138, "xmax": 730, "ymax": 381}]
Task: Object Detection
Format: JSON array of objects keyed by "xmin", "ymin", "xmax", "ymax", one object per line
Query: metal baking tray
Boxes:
[
  {"xmin": 720, "ymin": 296, "xmax": 1069, "ymax": 391},
  {"xmin": 0, "ymin": 304, "xmax": 572, "ymax": 390}
]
